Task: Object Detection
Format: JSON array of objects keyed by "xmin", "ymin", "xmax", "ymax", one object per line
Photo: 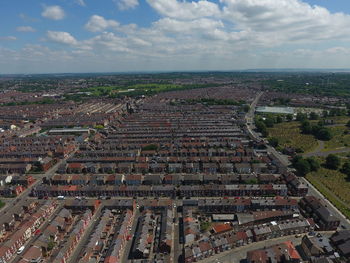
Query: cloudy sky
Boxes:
[{"xmin": 1, "ymin": 0, "xmax": 350, "ymax": 73}]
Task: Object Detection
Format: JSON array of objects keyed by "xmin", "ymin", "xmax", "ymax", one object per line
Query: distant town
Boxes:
[{"xmin": 0, "ymin": 72, "xmax": 350, "ymax": 263}]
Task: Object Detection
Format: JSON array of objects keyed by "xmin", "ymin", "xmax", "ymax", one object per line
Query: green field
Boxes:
[
  {"xmin": 0, "ymin": 200, "xmax": 5, "ymax": 209},
  {"xmin": 83, "ymin": 83, "xmax": 219, "ymax": 97},
  {"xmin": 307, "ymin": 168, "xmax": 350, "ymax": 219},
  {"xmin": 267, "ymin": 122, "xmax": 318, "ymax": 153},
  {"xmin": 323, "ymin": 126, "xmax": 350, "ymax": 151}
]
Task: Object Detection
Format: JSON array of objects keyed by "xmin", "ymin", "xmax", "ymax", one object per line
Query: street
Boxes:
[{"xmin": 246, "ymin": 92, "xmax": 349, "ymax": 230}]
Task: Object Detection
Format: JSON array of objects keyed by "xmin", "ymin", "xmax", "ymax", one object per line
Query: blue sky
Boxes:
[{"xmin": 1, "ymin": 0, "xmax": 350, "ymax": 73}]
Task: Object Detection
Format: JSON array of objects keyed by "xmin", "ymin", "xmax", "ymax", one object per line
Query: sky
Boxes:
[{"xmin": 1, "ymin": 0, "xmax": 350, "ymax": 74}]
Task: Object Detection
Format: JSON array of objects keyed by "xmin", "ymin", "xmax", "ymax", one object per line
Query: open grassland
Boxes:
[
  {"xmin": 84, "ymin": 83, "xmax": 219, "ymax": 97},
  {"xmin": 323, "ymin": 126, "xmax": 350, "ymax": 151},
  {"xmin": 307, "ymin": 168, "xmax": 350, "ymax": 219},
  {"xmin": 267, "ymin": 122, "xmax": 318, "ymax": 153}
]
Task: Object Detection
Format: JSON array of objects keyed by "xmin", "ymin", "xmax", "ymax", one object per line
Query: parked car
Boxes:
[{"xmin": 17, "ymin": 246, "xmax": 25, "ymax": 254}]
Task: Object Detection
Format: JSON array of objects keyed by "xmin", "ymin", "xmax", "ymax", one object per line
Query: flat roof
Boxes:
[{"xmin": 256, "ymin": 106, "xmax": 294, "ymax": 114}]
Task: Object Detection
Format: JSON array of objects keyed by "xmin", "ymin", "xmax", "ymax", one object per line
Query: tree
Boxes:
[
  {"xmin": 306, "ymin": 157, "xmax": 320, "ymax": 172},
  {"xmin": 341, "ymin": 162, "xmax": 350, "ymax": 180},
  {"xmin": 296, "ymin": 113, "xmax": 307, "ymax": 122},
  {"xmin": 309, "ymin": 112, "xmax": 319, "ymax": 120},
  {"xmin": 286, "ymin": 114, "xmax": 293, "ymax": 121},
  {"xmin": 316, "ymin": 128, "xmax": 332, "ymax": 141},
  {"xmin": 47, "ymin": 241, "xmax": 55, "ymax": 251},
  {"xmin": 292, "ymin": 155, "xmax": 303, "ymax": 166},
  {"xmin": 255, "ymin": 120, "xmax": 268, "ymax": 137},
  {"xmin": 346, "ymin": 120, "xmax": 350, "ymax": 128},
  {"xmin": 301, "ymin": 120, "xmax": 312, "ymax": 134},
  {"xmin": 264, "ymin": 116, "xmax": 275, "ymax": 128},
  {"xmin": 276, "ymin": 115, "xmax": 283, "ymax": 123},
  {"xmin": 294, "ymin": 159, "xmax": 311, "ymax": 176},
  {"xmin": 325, "ymin": 154, "xmax": 341, "ymax": 170},
  {"xmin": 269, "ymin": 137, "xmax": 279, "ymax": 147}
]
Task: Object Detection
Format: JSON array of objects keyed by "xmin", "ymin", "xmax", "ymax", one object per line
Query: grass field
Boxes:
[
  {"xmin": 83, "ymin": 83, "xmax": 218, "ymax": 97},
  {"xmin": 267, "ymin": 122, "xmax": 318, "ymax": 153},
  {"xmin": 307, "ymin": 168, "xmax": 350, "ymax": 219},
  {"xmin": 0, "ymin": 200, "xmax": 4, "ymax": 209},
  {"xmin": 323, "ymin": 126, "xmax": 350, "ymax": 151}
]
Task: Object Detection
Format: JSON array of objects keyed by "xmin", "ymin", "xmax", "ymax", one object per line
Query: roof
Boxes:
[{"xmin": 212, "ymin": 223, "xmax": 232, "ymax": 234}]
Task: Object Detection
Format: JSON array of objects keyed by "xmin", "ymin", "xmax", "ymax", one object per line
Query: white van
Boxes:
[
  {"xmin": 17, "ymin": 246, "xmax": 25, "ymax": 254},
  {"xmin": 57, "ymin": 196, "xmax": 65, "ymax": 200}
]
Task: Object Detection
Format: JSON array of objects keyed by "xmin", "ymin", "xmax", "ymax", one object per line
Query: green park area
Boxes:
[
  {"xmin": 83, "ymin": 83, "xmax": 219, "ymax": 98},
  {"xmin": 267, "ymin": 122, "xmax": 318, "ymax": 153},
  {"xmin": 306, "ymin": 168, "xmax": 350, "ymax": 219},
  {"xmin": 323, "ymin": 125, "xmax": 350, "ymax": 151}
]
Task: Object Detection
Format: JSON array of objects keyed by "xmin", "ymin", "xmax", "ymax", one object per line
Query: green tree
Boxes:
[
  {"xmin": 264, "ymin": 116, "xmax": 275, "ymax": 128},
  {"xmin": 309, "ymin": 112, "xmax": 319, "ymax": 120},
  {"xmin": 301, "ymin": 120, "xmax": 312, "ymax": 134},
  {"xmin": 294, "ymin": 159, "xmax": 311, "ymax": 176},
  {"xmin": 47, "ymin": 241, "xmax": 55, "ymax": 251},
  {"xmin": 346, "ymin": 120, "xmax": 350, "ymax": 128},
  {"xmin": 296, "ymin": 113, "xmax": 307, "ymax": 122},
  {"xmin": 306, "ymin": 157, "xmax": 320, "ymax": 172},
  {"xmin": 269, "ymin": 137, "xmax": 279, "ymax": 147},
  {"xmin": 276, "ymin": 115, "xmax": 283, "ymax": 123},
  {"xmin": 286, "ymin": 114, "xmax": 293, "ymax": 121},
  {"xmin": 255, "ymin": 120, "xmax": 268, "ymax": 137},
  {"xmin": 316, "ymin": 128, "xmax": 332, "ymax": 141},
  {"xmin": 325, "ymin": 154, "xmax": 341, "ymax": 170},
  {"xmin": 142, "ymin": 144, "xmax": 158, "ymax": 151},
  {"xmin": 341, "ymin": 162, "xmax": 350, "ymax": 180}
]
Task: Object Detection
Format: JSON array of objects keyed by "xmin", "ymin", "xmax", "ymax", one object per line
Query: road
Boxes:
[
  {"xmin": 200, "ymin": 232, "xmax": 333, "ymax": 263},
  {"xmin": 245, "ymin": 92, "xmax": 291, "ymax": 167},
  {"xmin": 10, "ymin": 203, "xmax": 64, "ymax": 263},
  {"xmin": 68, "ymin": 205, "xmax": 103, "ymax": 263},
  {"xmin": 303, "ymin": 146, "xmax": 350, "ymax": 157},
  {"xmin": 246, "ymin": 92, "xmax": 350, "ymax": 231},
  {"xmin": 0, "ymin": 154, "xmax": 72, "ymax": 215},
  {"xmin": 300, "ymin": 177, "xmax": 350, "ymax": 229}
]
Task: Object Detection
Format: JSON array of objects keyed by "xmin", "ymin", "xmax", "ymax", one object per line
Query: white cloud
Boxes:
[
  {"xmin": 0, "ymin": 36, "xmax": 17, "ymax": 41},
  {"xmin": 221, "ymin": 0, "xmax": 350, "ymax": 45},
  {"xmin": 147, "ymin": 0, "xmax": 220, "ymax": 20},
  {"xmin": 115, "ymin": 0, "xmax": 139, "ymax": 10},
  {"xmin": 5, "ymin": 0, "xmax": 350, "ymax": 73},
  {"xmin": 75, "ymin": 0, "xmax": 86, "ymax": 6},
  {"xmin": 85, "ymin": 15, "xmax": 119, "ymax": 32},
  {"xmin": 41, "ymin": 5, "xmax": 65, "ymax": 20},
  {"xmin": 46, "ymin": 31, "xmax": 77, "ymax": 45},
  {"xmin": 16, "ymin": 26, "xmax": 36, "ymax": 32}
]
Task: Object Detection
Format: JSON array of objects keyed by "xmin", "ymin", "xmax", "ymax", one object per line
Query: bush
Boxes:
[
  {"xmin": 341, "ymin": 162, "xmax": 350, "ymax": 180},
  {"xmin": 295, "ymin": 159, "xmax": 311, "ymax": 176},
  {"xmin": 306, "ymin": 157, "xmax": 320, "ymax": 172},
  {"xmin": 325, "ymin": 154, "xmax": 341, "ymax": 170},
  {"xmin": 269, "ymin": 137, "xmax": 279, "ymax": 147},
  {"xmin": 142, "ymin": 144, "xmax": 158, "ymax": 151}
]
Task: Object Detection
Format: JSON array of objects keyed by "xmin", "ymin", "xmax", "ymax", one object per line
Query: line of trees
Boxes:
[
  {"xmin": 300, "ymin": 120, "xmax": 332, "ymax": 140},
  {"xmin": 292, "ymin": 156, "xmax": 320, "ymax": 176}
]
